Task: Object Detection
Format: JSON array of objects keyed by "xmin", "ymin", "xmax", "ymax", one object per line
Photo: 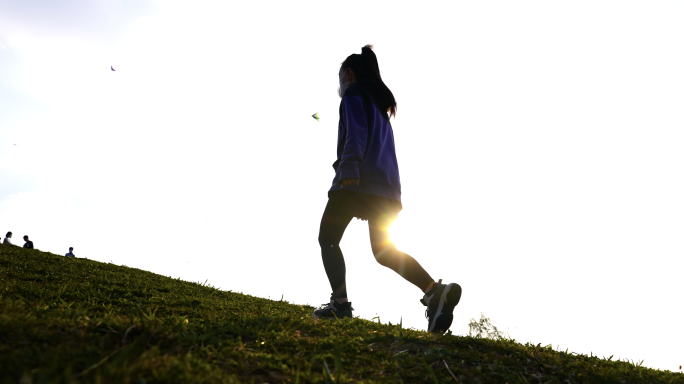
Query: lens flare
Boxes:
[{"xmin": 388, "ymin": 219, "xmax": 400, "ymax": 245}]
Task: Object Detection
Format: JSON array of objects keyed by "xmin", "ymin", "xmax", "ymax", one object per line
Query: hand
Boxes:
[{"xmin": 340, "ymin": 178, "xmax": 360, "ymax": 188}]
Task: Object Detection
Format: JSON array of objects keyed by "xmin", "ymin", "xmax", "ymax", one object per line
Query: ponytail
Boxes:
[
  {"xmin": 341, "ymin": 45, "xmax": 397, "ymax": 118},
  {"xmin": 361, "ymin": 45, "xmax": 382, "ymax": 81}
]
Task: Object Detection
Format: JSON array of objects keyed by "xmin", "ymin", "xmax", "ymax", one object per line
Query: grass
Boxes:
[{"xmin": 1, "ymin": 246, "xmax": 683, "ymax": 384}]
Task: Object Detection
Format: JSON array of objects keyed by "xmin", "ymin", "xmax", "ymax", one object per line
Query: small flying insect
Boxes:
[{"xmin": 312, "ymin": 112, "xmax": 320, "ymax": 121}]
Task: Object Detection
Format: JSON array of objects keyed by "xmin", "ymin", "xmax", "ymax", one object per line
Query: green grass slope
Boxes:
[{"xmin": 1, "ymin": 246, "xmax": 682, "ymax": 384}]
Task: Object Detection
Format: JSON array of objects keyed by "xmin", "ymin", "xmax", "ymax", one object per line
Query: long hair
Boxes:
[{"xmin": 341, "ymin": 45, "xmax": 397, "ymax": 119}]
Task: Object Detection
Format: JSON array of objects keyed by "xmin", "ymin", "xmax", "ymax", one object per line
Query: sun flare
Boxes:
[{"xmin": 388, "ymin": 219, "xmax": 402, "ymax": 246}]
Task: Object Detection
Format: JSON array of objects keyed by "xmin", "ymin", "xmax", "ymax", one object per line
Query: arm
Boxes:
[{"xmin": 338, "ymin": 96, "xmax": 369, "ymax": 181}]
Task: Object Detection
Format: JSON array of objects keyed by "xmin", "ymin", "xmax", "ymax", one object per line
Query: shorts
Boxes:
[{"xmin": 326, "ymin": 189, "xmax": 402, "ymax": 222}]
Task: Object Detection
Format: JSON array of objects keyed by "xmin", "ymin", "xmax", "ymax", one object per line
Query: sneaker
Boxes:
[
  {"xmin": 312, "ymin": 298, "xmax": 354, "ymax": 320},
  {"xmin": 420, "ymin": 279, "xmax": 462, "ymax": 334}
]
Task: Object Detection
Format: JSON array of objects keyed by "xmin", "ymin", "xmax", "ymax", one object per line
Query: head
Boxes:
[
  {"xmin": 23, "ymin": 235, "xmax": 29, "ymax": 241},
  {"xmin": 69, "ymin": 247, "xmax": 73, "ymax": 252},
  {"xmin": 338, "ymin": 44, "xmax": 397, "ymax": 118},
  {"xmin": 338, "ymin": 66, "xmax": 356, "ymax": 98},
  {"xmin": 6, "ymin": 231, "xmax": 11, "ymax": 238}
]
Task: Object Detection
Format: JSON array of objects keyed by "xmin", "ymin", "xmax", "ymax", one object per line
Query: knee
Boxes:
[
  {"xmin": 319, "ymin": 234, "xmax": 336, "ymax": 249},
  {"xmin": 372, "ymin": 242, "xmax": 398, "ymax": 266}
]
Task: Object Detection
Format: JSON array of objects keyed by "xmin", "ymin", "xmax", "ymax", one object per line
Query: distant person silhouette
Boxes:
[
  {"xmin": 22, "ymin": 235, "xmax": 34, "ymax": 249},
  {"xmin": 314, "ymin": 45, "xmax": 462, "ymax": 334},
  {"xmin": 65, "ymin": 247, "xmax": 75, "ymax": 258},
  {"xmin": 3, "ymin": 232, "xmax": 15, "ymax": 246}
]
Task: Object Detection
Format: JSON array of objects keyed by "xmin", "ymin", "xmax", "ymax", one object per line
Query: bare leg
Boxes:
[
  {"xmin": 368, "ymin": 214, "xmax": 435, "ymax": 292},
  {"xmin": 318, "ymin": 197, "xmax": 354, "ymax": 300}
]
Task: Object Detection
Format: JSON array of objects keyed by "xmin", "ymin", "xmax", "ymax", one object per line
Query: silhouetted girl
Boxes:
[{"xmin": 314, "ymin": 45, "xmax": 462, "ymax": 334}]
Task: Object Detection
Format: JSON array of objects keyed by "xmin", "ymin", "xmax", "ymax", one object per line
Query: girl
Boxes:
[
  {"xmin": 314, "ymin": 45, "xmax": 462, "ymax": 334},
  {"xmin": 3, "ymin": 232, "xmax": 13, "ymax": 246}
]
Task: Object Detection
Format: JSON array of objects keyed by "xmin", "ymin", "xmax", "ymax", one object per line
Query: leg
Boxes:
[
  {"xmin": 368, "ymin": 214, "xmax": 435, "ymax": 292},
  {"xmin": 318, "ymin": 197, "xmax": 354, "ymax": 300}
]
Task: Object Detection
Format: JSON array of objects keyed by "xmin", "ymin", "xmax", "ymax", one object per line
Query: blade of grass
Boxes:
[
  {"xmin": 399, "ymin": 317, "xmax": 403, "ymax": 338},
  {"xmin": 72, "ymin": 348, "xmax": 120, "ymax": 379},
  {"xmin": 422, "ymin": 359, "xmax": 438, "ymax": 384},
  {"xmin": 443, "ymin": 360, "xmax": 460, "ymax": 382},
  {"xmin": 322, "ymin": 359, "xmax": 335, "ymax": 384},
  {"xmin": 334, "ymin": 344, "xmax": 342, "ymax": 384}
]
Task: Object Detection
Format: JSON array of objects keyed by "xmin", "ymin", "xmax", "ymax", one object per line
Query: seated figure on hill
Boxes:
[
  {"xmin": 3, "ymin": 231, "xmax": 15, "ymax": 246},
  {"xmin": 65, "ymin": 247, "xmax": 75, "ymax": 258},
  {"xmin": 23, "ymin": 235, "xmax": 34, "ymax": 249}
]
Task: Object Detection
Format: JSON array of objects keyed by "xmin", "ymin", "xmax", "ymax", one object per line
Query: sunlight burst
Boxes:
[{"xmin": 387, "ymin": 219, "xmax": 403, "ymax": 246}]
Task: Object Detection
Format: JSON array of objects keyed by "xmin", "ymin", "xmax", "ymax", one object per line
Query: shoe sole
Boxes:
[{"xmin": 429, "ymin": 283, "xmax": 462, "ymax": 333}]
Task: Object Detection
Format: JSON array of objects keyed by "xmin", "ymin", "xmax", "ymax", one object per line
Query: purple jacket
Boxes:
[{"xmin": 328, "ymin": 83, "xmax": 402, "ymax": 203}]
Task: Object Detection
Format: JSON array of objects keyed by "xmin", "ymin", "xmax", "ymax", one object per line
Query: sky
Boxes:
[{"xmin": 1, "ymin": 0, "xmax": 683, "ymax": 373}]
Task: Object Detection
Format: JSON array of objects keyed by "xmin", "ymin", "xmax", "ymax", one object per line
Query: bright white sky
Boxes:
[{"xmin": 1, "ymin": 0, "xmax": 682, "ymax": 373}]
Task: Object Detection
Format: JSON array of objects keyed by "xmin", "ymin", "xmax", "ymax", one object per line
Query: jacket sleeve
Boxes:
[{"xmin": 338, "ymin": 96, "xmax": 369, "ymax": 180}]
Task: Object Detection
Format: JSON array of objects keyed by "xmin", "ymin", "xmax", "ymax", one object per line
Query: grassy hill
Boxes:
[{"xmin": 1, "ymin": 246, "xmax": 682, "ymax": 384}]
